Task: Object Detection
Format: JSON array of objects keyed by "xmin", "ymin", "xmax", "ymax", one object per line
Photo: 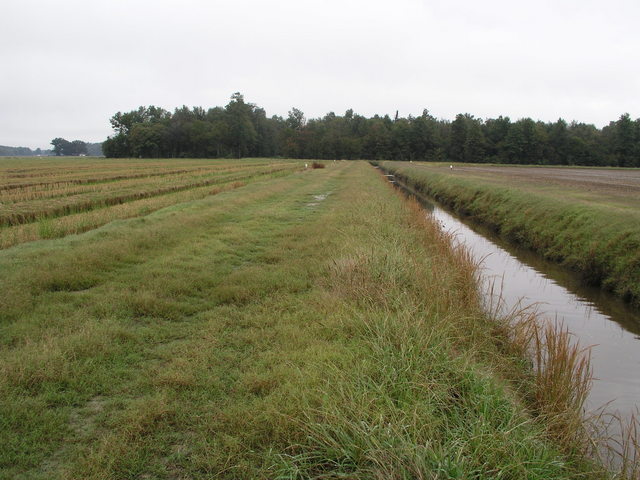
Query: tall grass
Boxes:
[
  {"xmin": 384, "ymin": 166, "xmax": 640, "ymax": 476},
  {"xmin": 271, "ymin": 170, "xmax": 606, "ymax": 478},
  {"xmin": 487, "ymin": 297, "xmax": 593, "ymax": 450}
]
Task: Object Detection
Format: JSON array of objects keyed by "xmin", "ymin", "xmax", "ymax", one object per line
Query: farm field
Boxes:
[
  {"xmin": 382, "ymin": 161, "xmax": 640, "ymax": 306},
  {"xmin": 0, "ymin": 157, "xmax": 301, "ymax": 249},
  {"xmin": 428, "ymin": 163, "xmax": 640, "ymax": 211},
  {"xmin": 0, "ymin": 159, "xmax": 609, "ymax": 479}
]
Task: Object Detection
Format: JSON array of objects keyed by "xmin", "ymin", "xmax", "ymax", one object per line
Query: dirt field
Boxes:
[{"xmin": 417, "ymin": 164, "xmax": 640, "ymax": 210}]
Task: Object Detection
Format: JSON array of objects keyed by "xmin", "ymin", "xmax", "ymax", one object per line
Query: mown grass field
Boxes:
[
  {"xmin": 1, "ymin": 159, "xmax": 608, "ymax": 479},
  {"xmin": 381, "ymin": 161, "xmax": 640, "ymax": 307}
]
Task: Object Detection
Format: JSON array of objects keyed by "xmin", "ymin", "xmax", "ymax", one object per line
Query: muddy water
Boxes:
[{"xmin": 394, "ymin": 179, "xmax": 640, "ymax": 418}]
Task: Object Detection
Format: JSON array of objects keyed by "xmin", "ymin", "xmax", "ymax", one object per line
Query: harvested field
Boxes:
[
  {"xmin": 0, "ymin": 157, "xmax": 302, "ymax": 248},
  {"xmin": 418, "ymin": 163, "xmax": 640, "ymax": 211}
]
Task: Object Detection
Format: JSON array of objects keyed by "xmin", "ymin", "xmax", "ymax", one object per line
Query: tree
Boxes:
[
  {"xmin": 286, "ymin": 108, "xmax": 305, "ymax": 130},
  {"xmin": 463, "ymin": 118, "xmax": 486, "ymax": 162},
  {"xmin": 449, "ymin": 114, "xmax": 468, "ymax": 162},
  {"xmin": 548, "ymin": 119, "xmax": 569, "ymax": 164},
  {"xmin": 612, "ymin": 113, "xmax": 637, "ymax": 167},
  {"xmin": 483, "ymin": 116, "xmax": 511, "ymax": 161},
  {"xmin": 129, "ymin": 123, "xmax": 168, "ymax": 158},
  {"xmin": 409, "ymin": 110, "xmax": 437, "ymax": 160},
  {"xmin": 102, "ymin": 134, "xmax": 129, "ymax": 158},
  {"xmin": 71, "ymin": 140, "xmax": 87, "ymax": 156},
  {"xmin": 50, "ymin": 138, "xmax": 87, "ymax": 156},
  {"xmin": 225, "ymin": 93, "xmax": 258, "ymax": 158},
  {"xmin": 51, "ymin": 137, "xmax": 71, "ymax": 156},
  {"xmin": 503, "ymin": 118, "xmax": 545, "ymax": 164}
]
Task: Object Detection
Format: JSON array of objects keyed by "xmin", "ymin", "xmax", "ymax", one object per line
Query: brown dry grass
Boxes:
[{"xmin": 0, "ymin": 163, "xmax": 298, "ymax": 226}]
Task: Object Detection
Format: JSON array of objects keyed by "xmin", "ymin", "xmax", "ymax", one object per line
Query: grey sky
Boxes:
[{"xmin": 2, "ymin": 0, "xmax": 639, "ymax": 149}]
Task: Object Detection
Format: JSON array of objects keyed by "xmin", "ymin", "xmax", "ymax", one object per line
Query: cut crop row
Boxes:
[
  {"xmin": 0, "ymin": 162, "xmax": 289, "ymax": 204},
  {"xmin": 0, "ymin": 164, "xmax": 300, "ymax": 227},
  {"xmin": 0, "ymin": 160, "xmax": 281, "ymax": 192},
  {"xmin": 0, "ymin": 166, "xmax": 298, "ymax": 249}
]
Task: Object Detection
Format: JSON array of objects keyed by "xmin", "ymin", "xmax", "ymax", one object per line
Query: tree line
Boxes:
[
  {"xmin": 0, "ymin": 145, "xmax": 50, "ymax": 157},
  {"xmin": 103, "ymin": 93, "xmax": 640, "ymax": 167},
  {"xmin": 49, "ymin": 139, "xmax": 103, "ymax": 156}
]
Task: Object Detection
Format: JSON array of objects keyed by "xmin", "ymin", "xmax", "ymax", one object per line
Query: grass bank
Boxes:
[
  {"xmin": 381, "ymin": 161, "xmax": 640, "ymax": 307},
  {"xmin": 1, "ymin": 161, "xmax": 604, "ymax": 478}
]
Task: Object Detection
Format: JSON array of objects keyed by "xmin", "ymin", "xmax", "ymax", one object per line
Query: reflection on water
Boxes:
[{"xmin": 400, "ymin": 180, "xmax": 640, "ymax": 416}]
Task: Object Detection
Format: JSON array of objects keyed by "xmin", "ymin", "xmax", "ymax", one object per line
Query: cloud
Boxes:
[{"xmin": 2, "ymin": 0, "xmax": 639, "ymax": 148}]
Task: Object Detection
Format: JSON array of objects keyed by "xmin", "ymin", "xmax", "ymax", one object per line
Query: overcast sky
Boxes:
[{"xmin": 2, "ymin": 0, "xmax": 640, "ymax": 149}]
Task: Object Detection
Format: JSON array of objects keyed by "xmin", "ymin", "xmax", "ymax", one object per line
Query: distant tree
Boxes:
[
  {"xmin": 566, "ymin": 122, "xmax": 604, "ymax": 166},
  {"xmin": 129, "ymin": 123, "xmax": 168, "ymax": 158},
  {"xmin": 0, "ymin": 145, "xmax": 36, "ymax": 156},
  {"xmin": 86, "ymin": 143, "xmax": 103, "ymax": 156},
  {"xmin": 548, "ymin": 119, "xmax": 569, "ymax": 164},
  {"xmin": 503, "ymin": 118, "xmax": 546, "ymax": 164},
  {"xmin": 102, "ymin": 134, "xmax": 129, "ymax": 158},
  {"xmin": 50, "ymin": 138, "xmax": 86, "ymax": 156},
  {"xmin": 482, "ymin": 116, "xmax": 511, "ymax": 161},
  {"xmin": 70, "ymin": 140, "xmax": 88, "ymax": 156},
  {"xmin": 286, "ymin": 108, "xmax": 306, "ymax": 130},
  {"xmin": 463, "ymin": 118, "xmax": 487, "ymax": 162},
  {"xmin": 98, "ymin": 92, "xmax": 638, "ymax": 166},
  {"xmin": 449, "ymin": 114, "xmax": 468, "ymax": 162},
  {"xmin": 391, "ymin": 118, "xmax": 413, "ymax": 160},
  {"xmin": 362, "ymin": 117, "xmax": 392, "ymax": 160},
  {"xmin": 612, "ymin": 113, "xmax": 637, "ymax": 167},
  {"xmin": 225, "ymin": 93, "xmax": 258, "ymax": 158},
  {"xmin": 51, "ymin": 137, "xmax": 71, "ymax": 156},
  {"xmin": 409, "ymin": 110, "xmax": 437, "ymax": 160}
]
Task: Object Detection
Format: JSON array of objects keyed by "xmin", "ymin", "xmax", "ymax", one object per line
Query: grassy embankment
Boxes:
[
  {"xmin": 1, "ymin": 160, "xmax": 602, "ymax": 478},
  {"xmin": 381, "ymin": 161, "xmax": 640, "ymax": 307}
]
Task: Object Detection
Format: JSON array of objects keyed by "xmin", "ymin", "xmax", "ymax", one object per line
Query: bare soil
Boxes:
[{"xmin": 425, "ymin": 164, "xmax": 640, "ymax": 209}]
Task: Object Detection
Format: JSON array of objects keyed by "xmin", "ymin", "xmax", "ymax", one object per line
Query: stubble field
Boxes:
[{"xmin": 0, "ymin": 157, "xmax": 302, "ymax": 249}]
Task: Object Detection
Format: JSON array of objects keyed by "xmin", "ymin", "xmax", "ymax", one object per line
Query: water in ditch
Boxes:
[{"xmin": 392, "ymin": 178, "xmax": 640, "ymax": 422}]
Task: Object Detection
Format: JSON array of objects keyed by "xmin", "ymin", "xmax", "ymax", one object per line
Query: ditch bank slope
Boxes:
[{"xmin": 381, "ymin": 161, "xmax": 640, "ymax": 307}]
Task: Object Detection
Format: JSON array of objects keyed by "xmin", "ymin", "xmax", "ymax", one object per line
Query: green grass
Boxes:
[
  {"xmin": 0, "ymin": 160, "xmax": 605, "ymax": 478},
  {"xmin": 382, "ymin": 161, "xmax": 640, "ymax": 306}
]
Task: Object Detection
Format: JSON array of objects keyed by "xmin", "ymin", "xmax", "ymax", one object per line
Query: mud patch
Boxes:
[{"xmin": 306, "ymin": 192, "xmax": 331, "ymax": 207}]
